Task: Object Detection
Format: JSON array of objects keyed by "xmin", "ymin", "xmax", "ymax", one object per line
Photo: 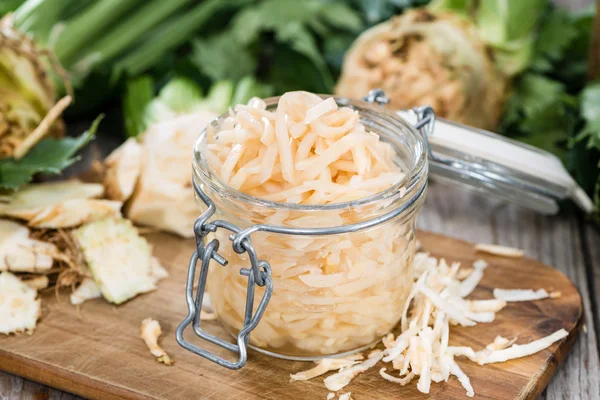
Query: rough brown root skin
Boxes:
[
  {"xmin": 335, "ymin": 9, "xmax": 508, "ymax": 131},
  {"xmin": 0, "ymin": 15, "xmax": 73, "ymax": 159}
]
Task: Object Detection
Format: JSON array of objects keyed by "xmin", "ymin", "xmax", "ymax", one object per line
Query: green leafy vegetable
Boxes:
[
  {"xmin": 192, "ymin": 32, "xmax": 257, "ymax": 81},
  {"xmin": 123, "ymin": 76, "xmax": 155, "ymax": 138},
  {"xmin": 0, "ymin": 115, "xmax": 103, "ymax": 190}
]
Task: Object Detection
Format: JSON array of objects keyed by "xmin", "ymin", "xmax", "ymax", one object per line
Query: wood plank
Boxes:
[
  {"xmin": 418, "ymin": 182, "xmax": 600, "ymax": 399},
  {"xmin": 0, "ymin": 226, "xmax": 583, "ymax": 400}
]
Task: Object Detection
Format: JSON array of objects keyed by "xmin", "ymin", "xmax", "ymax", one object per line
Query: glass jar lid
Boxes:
[{"xmin": 364, "ymin": 89, "xmax": 594, "ymax": 215}]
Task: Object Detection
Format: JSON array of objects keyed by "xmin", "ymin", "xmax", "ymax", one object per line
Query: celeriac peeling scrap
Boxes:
[
  {"xmin": 140, "ymin": 318, "xmax": 173, "ymax": 365},
  {"xmin": 0, "ymin": 181, "xmax": 121, "ymax": 228},
  {"xmin": 0, "ymin": 271, "xmax": 41, "ymax": 334},
  {"xmin": 0, "ymin": 219, "xmax": 55, "ymax": 272},
  {"xmin": 73, "ymin": 217, "xmax": 167, "ymax": 304}
]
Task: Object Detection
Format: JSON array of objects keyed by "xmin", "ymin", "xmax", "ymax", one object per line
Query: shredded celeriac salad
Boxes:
[{"xmin": 202, "ymin": 91, "xmax": 416, "ymax": 355}]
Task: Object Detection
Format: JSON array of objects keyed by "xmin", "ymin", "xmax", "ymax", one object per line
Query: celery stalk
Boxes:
[
  {"xmin": 71, "ymin": 0, "xmax": 192, "ymax": 76},
  {"xmin": 123, "ymin": 76, "xmax": 155, "ymax": 137},
  {"xmin": 13, "ymin": 0, "xmax": 75, "ymax": 45},
  {"xmin": 55, "ymin": 0, "xmax": 143, "ymax": 65},
  {"xmin": 113, "ymin": 0, "xmax": 249, "ymax": 76}
]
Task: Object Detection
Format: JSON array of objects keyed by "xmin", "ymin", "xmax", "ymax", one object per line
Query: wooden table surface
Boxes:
[{"xmin": 1, "ymin": 0, "xmax": 598, "ymax": 398}]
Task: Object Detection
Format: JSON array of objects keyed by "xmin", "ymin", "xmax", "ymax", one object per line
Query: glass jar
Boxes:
[{"xmin": 180, "ymin": 95, "xmax": 428, "ymax": 366}]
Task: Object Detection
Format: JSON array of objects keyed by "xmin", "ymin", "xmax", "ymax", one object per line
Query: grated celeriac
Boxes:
[
  {"xmin": 291, "ymin": 251, "xmax": 570, "ymax": 397},
  {"xmin": 203, "ymin": 92, "xmax": 416, "ymax": 356}
]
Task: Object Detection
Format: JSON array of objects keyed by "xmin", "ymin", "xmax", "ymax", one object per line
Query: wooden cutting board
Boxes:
[{"xmin": 0, "ymin": 231, "xmax": 582, "ymax": 400}]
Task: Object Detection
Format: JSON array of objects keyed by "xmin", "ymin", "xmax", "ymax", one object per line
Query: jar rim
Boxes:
[{"xmin": 193, "ymin": 94, "xmax": 427, "ymax": 212}]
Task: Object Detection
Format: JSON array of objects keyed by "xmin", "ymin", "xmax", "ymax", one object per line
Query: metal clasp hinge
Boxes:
[
  {"xmin": 175, "ymin": 182, "xmax": 273, "ymax": 370},
  {"xmin": 363, "ymin": 89, "xmax": 436, "ymax": 160}
]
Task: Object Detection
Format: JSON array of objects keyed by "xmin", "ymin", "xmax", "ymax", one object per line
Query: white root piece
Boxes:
[
  {"xmin": 0, "ymin": 181, "xmax": 119, "ymax": 228},
  {"xmin": 140, "ymin": 318, "xmax": 173, "ymax": 365},
  {"xmin": 475, "ymin": 243, "xmax": 524, "ymax": 258},
  {"xmin": 127, "ymin": 111, "xmax": 218, "ymax": 237},
  {"xmin": 0, "ymin": 272, "xmax": 41, "ymax": 334},
  {"xmin": 326, "ymin": 394, "xmax": 335, "ymax": 400},
  {"xmin": 338, "ymin": 393, "xmax": 352, "ymax": 400},
  {"xmin": 468, "ymin": 299, "xmax": 506, "ymax": 313},
  {"xmin": 0, "ymin": 219, "xmax": 56, "ymax": 272},
  {"xmin": 458, "ymin": 260, "xmax": 487, "ymax": 297},
  {"xmin": 23, "ymin": 275, "xmax": 49, "ymax": 291},
  {"xmin": 70, "ymin": 278, "xmax": 102, "ymax": 305},
  {"xmin": 73, "ymin": 217, "xmax": 161, "ymax": 304},
  {"xmin": 324, "ymin": 350, "xmax": 383, "ymax": 391},
  {"xmin": 476, "ymin": 329, "xmax": 568, "ymax": 365},
  {"xmin": 449, "ymin": 358, "xmax": 474, "ymax": 397},
  {"xmin": 493, "ymin": 288, "xmax": 550, "ymax": 302},
  {"xmin": 103, "ymin": 137, "xmax": 143, "ymax": 202},
  {"xmin": 290, "ymin": 354, "xmax": 364, "ymax": 381}
]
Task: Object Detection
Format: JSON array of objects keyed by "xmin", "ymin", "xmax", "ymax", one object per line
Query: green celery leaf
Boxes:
[
  {"xmin": 191, "ymin": 33, "xmax": 258, "ymax": 81},
  {"xmin": 0, "ymin": 115, "xmax": 103, "ymax": 191},
  {"xmin": 228, "ymin": 0, "xmax": 360, "ymax": 91},
  {"xmin": 581, "ymin": 82, "xmax": 600, "ymax": 130},
  {"xmin": 531, "ymin": 9, "xmax": 578, "ymax": 70},
  {"xmin": 276, "ymin": 22, "xmax": 334, "ymax": 89},
  {"xmin": 510, "ymin": 73, "xmax": 566, "ymax": 119},
  {"xmin": 123, "ymin": 75, "xmax": 155, "ymax": 138}
]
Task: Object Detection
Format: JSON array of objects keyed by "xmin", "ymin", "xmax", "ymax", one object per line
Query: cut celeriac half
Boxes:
[
  {"xmin": 140, "ymin": 318, "xmax": 173, "ymax": 365},
  {"xmin": 73, "ymin": 217, "xmax": 163, "ymax": 304},
  {"xmin": 0, "ymin": 181, "xmax": 119, "ymax": 228},
  {"xmin": 70, "ymin": 278, "xmax": 102, "ymax": 305},
  {"xmin": 103, "ymin": 137, "xmax": 143, "ymax": 202},
  {"xmin": 0, "ymin": 271, "xmax": 41, "ymax": 334},
  {"xmin": 0, "ymin": 219, "xmax": 55, "ymax": 272},
  {"xmin": 127, "ymin": 111, "xmax": 217, "ymax": 237}
]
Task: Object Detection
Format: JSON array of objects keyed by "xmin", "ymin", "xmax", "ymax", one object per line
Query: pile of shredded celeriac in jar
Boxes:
[
  {"xmin": 203, "ymin": 91, "xmax": 415, "ymax": 356},
  {"xmin": 204, "ymin": 91, "xmax": 404, "ymax": 203}
]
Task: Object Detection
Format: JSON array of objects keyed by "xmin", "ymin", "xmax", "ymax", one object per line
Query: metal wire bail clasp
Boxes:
[
  {"xmin": 175, "ymin": 181, "xmax": 273, "ymax": 370},
  {"xmin": 363, "ymin": 89, "xmax": 436, "ymax": 160}
]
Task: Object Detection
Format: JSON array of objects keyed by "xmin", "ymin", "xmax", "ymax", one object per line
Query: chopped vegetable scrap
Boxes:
[
  {"xmin": 0, "ymin": 271, "xmax": 41, "ymax": 334},
  {"xmin": 103, "ymin": 138, "xmax": 143, "ymax": 202},
  {"xmin": 475, "ymin": 243, "xmax": 525, "ymax": 258},
  {"xmin": 140, "ymin": 318, "xmax": 173, "ymax": 365},
  {"xmin": 73, "ymin": 217, "xmax": 167, "ymax": 305},
  {"xmin": 0, "ymin": 219, "xmax": 55, "ymax": 272},
  {"xmin": 291, "ymin": 252, "xmax": 569, "ymax": 397},
  {"xmin": 0, "ymin": 181, "xmax": 121, "ymax": 228},
  {"xmin": 106, "ymin": 110, "xmax": 218, "ymax": 237},
  {"xmin": 70, "ymin": 278, "xmax": 102, "ymax": 306},
  {"xmin": 493, "ymin": 288, "xmax": 550, "ymax": 302}
]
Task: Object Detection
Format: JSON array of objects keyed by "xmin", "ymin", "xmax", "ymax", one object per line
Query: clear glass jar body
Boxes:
[{"xmin": 193, "ymin": 96, "xmax": 428, "ymax": 359}]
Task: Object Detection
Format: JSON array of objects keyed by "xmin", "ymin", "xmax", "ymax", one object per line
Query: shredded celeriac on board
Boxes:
[{"xmin": 292, "ymin": 252, "xmax": 569, "ymax": 398}]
